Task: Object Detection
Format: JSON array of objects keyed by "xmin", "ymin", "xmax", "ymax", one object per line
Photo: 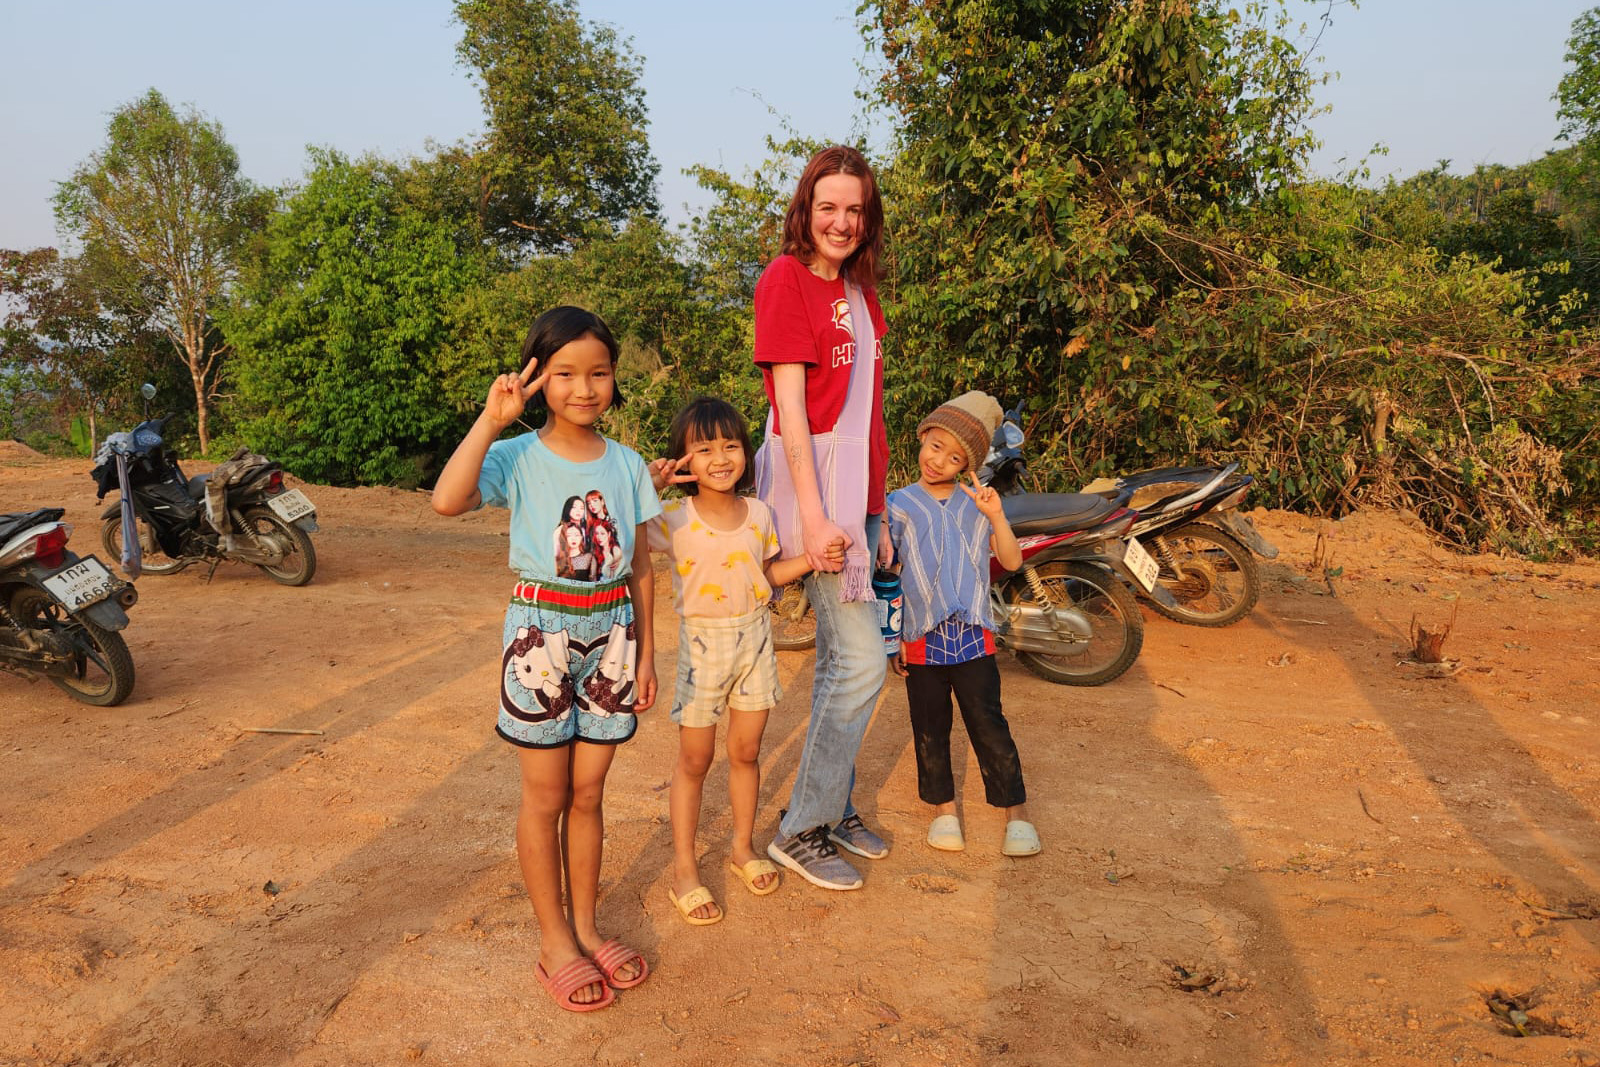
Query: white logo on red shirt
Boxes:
[{"xmin": 830, "ymin": 298, "xmax": 855, "ymax": 367}]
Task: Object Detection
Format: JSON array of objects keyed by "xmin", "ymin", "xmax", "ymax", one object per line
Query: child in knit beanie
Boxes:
[{"xmin": 884, "ymin": 391, "xmax": 1042, "ymax": 857}]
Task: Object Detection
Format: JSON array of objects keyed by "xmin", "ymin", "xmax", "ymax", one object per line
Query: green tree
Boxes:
[
  {"xmin": 1, "ymin": 246, "xmax": 169, "ymax": 448},
  {"xmin": 453, "ymin": 0, "xmax": 659, "ymax": 251},
  {"xmin": 868, "ymin": 0, "xmax": 1319, "ymax": 466},
  {"xmin": 860, "ymin": 0, "xmax": 1598, "ymax": 553},
  {"xmin": 1557, "ymin": 8, "xmax": 1600, "ymax": 146},
  {"xmin": 440, "ymin": 214, "xmax": 712, "ymax": 456},
  {"xmin": 53, "ymin": 89, "xmax": 269, "ymax": 454},
  {"xmin": 224, "ymin": 150, "xmax": 491, "ymax": 485}
]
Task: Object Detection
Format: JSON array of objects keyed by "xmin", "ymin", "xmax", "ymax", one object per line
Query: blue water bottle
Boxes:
[{"xmin": 872, "ymin": 568, "xmax": 903, "ymax": 655}]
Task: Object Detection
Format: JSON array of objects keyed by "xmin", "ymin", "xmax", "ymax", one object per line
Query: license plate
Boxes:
[
  {"xmin": 1123, "ymin": 537, "xmax": 1159, "ymax": 592},
  {"xmin": 268, "ymin": 488, "xmax": 316, "ymax": 524},
  {"xmin": 42, "ymin": 556, "xmax": 116, "ymax": 612}
]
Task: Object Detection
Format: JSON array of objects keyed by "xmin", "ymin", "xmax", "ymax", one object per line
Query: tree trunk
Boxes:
[
  {"xmin": 192, "ymin": 364, "xmax": 209, "ymax": 455},
  {"xmin": 184, "ymin": 323, "xmax": 210, "ymax": 455}
]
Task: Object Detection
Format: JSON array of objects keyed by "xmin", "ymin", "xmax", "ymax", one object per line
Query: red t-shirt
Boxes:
[{"xmin": 752, "ymin": 254, "xmax": 890, "ymax": 514}]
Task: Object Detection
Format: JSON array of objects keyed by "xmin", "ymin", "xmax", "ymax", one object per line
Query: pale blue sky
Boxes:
[{"xmin": 0, "ymin": 1, "xmax": 1588, "ymax": 252}]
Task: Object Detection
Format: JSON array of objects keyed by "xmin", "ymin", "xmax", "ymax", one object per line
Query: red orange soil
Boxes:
[{"xmin": 3, "ymin": 453, "xmax": 1599, "ymax": 1066}]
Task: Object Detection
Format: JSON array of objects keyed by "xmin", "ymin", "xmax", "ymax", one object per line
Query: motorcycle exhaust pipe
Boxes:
[{"xmin": 994, "ymin": 601, "xmax": 1093, "ymax": 656}]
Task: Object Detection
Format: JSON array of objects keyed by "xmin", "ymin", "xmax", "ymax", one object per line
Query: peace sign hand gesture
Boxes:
[
  {"xmin": 484, "ymin": 362, "xmax": 549, "ymax": 430},
  {"xmin": 648, "ymin": 455, "xmax": 699, "ymax": 492},
  {"xmin": 958, "ymin": 470, "xmax": 1005, "ymax": 521}
]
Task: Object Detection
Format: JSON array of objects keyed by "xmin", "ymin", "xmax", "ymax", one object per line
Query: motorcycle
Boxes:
[
  {"xmin": 981, "ymin": 402, "xmax": 1277, "ymax": 627},
  {"xmin": 1083, "ymin": 464, "xmax": 1279, "ymax": 627},
  {"xmin": 91, "ymin": 401, "xmax": 319, "ymax": 586},
  {"xmin": 0, "ymin": 508, "xmax": 138, "ymax": 706},
  {"xmin": 768, "ymin": 472, "xmax": 1173, "ymax": 688},
  {"xmin": 983, "ymin": 488, "xmax": 1164, "ymax": 685}
]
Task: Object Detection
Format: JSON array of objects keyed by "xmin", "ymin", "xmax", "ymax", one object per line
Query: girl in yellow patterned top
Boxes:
[{"xmin": 647, "ymin": 397, "xmax": 841, "ymax": 924}]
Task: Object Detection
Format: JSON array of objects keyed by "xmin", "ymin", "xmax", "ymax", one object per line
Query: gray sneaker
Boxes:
[
  {"xmin": 828, "ymin": 813, "xmax": 889, "ymax": 860},
  {"xmin": 767, "ymin": 825, "xmax": 863, "ymax": 890}
]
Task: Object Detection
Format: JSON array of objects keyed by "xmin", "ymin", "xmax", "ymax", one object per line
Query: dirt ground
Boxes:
[{"xmin": 4, "ymin": 445, "xmax": 1600, "ymax": 1067}]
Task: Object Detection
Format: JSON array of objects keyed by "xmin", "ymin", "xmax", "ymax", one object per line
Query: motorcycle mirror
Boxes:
[
  {"xmin": 140, "ymin": 383, "xmax": 157, "ymax": 401},
  {"xmin": 1002, "ymin": 423, "xmax": 1025, "ymax": 448}
]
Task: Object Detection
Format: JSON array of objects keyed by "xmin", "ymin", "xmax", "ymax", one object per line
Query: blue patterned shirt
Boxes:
[{"xmin": 885, "ymin": 482, "xmax": 995, "ymax": 647}]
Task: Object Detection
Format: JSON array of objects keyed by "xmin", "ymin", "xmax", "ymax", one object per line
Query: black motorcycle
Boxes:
[
  {"xmin": 92, "ymin": 414, "xmax": 319, "ymax": 586},
  {"xmin": 0, "ymin": 508, "xmax": 138, "ymax": 706},
  {"xmin": 1088, "ymin": 464, "xmax": 1278, "ymax": 627},
  {"xmin": 981, "ymin": 402, "xmax": 1277, "ymax": 626}
]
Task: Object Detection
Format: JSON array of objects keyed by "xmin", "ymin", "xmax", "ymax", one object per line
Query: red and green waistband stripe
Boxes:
[{"xmin": 512, "ymin": 577, "xmax": 630, "ymax": 615}]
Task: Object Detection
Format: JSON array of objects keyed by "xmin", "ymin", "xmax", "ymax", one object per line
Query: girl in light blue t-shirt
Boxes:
[{"xmin": 432, "ymin": 306, "xmax": 660, "ymax": 1013}]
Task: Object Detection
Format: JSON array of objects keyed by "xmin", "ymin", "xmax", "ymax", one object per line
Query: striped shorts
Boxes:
[{"xmin": 498, "ymin": 575, "xmax": 637, "ymax": 748}]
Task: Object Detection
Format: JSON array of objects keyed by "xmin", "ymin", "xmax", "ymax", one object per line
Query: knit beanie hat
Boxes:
[{"xmin": 916, "ymin": 390, "xmax": 1003, "ymax": 473}]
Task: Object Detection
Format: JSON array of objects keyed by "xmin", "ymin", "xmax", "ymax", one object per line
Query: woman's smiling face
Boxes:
[{"xmin": 807, "ymin": 173, "xmax": 866, "ymax": 278}]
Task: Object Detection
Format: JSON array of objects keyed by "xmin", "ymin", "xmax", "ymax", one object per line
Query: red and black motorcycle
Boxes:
[{"xmin": 769, "ymin": 482, "xmax": 1171, "ymax": 687}]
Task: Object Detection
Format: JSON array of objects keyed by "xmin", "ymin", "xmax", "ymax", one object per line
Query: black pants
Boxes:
[{"xmin": 905, "ymin": 655, "xmax": 1025, "ymax": 808}]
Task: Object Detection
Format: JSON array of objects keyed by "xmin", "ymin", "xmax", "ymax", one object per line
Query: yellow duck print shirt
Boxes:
[{"xmin": 648, "ymin": 496, "xmax": 781, "ymax": 619}]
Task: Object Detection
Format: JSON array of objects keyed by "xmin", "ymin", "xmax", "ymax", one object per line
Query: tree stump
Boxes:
[{"xmin": 1409, "ymin": 604, "xmax": 1458, "ymax": 663}]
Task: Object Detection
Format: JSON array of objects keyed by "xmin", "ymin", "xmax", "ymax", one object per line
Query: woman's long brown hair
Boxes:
[{"xmin": 780, "ymin": 145, "xmax": 885, "ymax": 286}]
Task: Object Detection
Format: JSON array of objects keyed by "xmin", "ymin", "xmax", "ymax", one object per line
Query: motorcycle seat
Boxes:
[
  {"xmin": 188, "ymin": 473, "xmax": 211, "ymax": 500},
  {"xmin": 1116, "ymin": 465, "xmax": 1220, "ymax": 490},
  {"xmin": 0, "ymin": 508, "xmax": 67, "ymax": 542},
  {"xmin": 1104, "ymin": 464, "xmax": 1246, "ymax": 512},
  {"xmin": 1001, "ymin": 492, "xmax": 1121, "ymax": 536}
]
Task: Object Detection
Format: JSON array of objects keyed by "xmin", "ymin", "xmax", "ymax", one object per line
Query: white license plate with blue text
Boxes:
[
  {"xmin": 1123, "ymin": 537, "xmax": 1159, "ymax": 592},
  {"xmin": 42, "ymin": 557, "xmax": 116, "ymax": 612},
  {"xmin": 268, "ymin": 488, "xmax": 316, "ymax": 524}
]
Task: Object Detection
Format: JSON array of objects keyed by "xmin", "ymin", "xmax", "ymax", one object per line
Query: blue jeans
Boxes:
[{"xmin": 779, "ymin": 521, "xmax": 887, "ymax": 837}]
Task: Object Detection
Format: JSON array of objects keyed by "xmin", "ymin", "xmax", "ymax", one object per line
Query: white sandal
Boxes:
[
  {"xmin": 927, "ymin": 814, "xmax": 965, "ymax": 852},
  {"xmin": 1001, "ymin": 819, "xmax": 1042, "ymax": 857}
]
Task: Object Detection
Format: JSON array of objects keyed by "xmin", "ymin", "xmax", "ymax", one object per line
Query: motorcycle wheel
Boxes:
[
  {"xmin": 769, "ymin": 580, "xmax": 817, "ymax": 651},
  {"xmin": 9, "ymin": 587, "xmax": 136, "ymax": 707},
  {"xmin": 100, "ymin": 515, "xmax": 185, "ymax": 575},
  {"xmin": 1145, "ymin": 522, "xmax": 1259, "ymax": 627},
  {"xmin": 240, "ymin": 507, "xmax": 317, "ymax": 586},
  {"xmin": 1004, "ymin": 561, "xmax": 1143, "ymax": 686}
]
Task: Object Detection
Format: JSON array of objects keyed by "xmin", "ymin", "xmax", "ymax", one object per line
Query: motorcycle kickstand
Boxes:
[{"xmin": 204, "ymin": 557, "xmax": 222, "ymax": 583}]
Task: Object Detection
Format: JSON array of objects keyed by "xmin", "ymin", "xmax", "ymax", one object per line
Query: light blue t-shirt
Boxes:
[{"xmin": 478, "ymin": 432, "xmax": 662, "ymax": 583}]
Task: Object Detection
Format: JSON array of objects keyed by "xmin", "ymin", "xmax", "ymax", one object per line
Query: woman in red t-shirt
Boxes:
[{"xmin": 753, "ymin": 145, "xmax": 892, "ymax": 892}]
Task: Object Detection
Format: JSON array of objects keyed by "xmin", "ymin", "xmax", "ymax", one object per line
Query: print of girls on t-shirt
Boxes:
[{"xmin": 553, "ymin": 491, "xmax": 623, "ymax": 582}]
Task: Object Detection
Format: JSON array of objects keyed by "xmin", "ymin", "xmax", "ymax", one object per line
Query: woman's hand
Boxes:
[
  {"xmin": 805, "ymin": 521, "xmax": 851, "ymax": 573},
  {"xmin": 648, "ymin": 455, "xmax": 697, "ymax": 492},
  {"xmin": 484, "ymin": 362, "xmax": 549, "ymax": 430}
]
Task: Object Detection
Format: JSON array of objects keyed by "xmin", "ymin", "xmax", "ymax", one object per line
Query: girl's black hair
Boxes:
[
  {"xmin": 666, "ymin": 396, "xmax": 756, "ymax": 497},
  {"xmin": 518, "ymin": 305, "xmax": 625, "ymax": 410},
  {"xmin": 559, "ymin": 494, "xmax": 587, "ymax": 528}
]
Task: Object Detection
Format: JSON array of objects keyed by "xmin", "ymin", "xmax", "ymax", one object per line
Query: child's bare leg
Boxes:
[
  {"xmin": 1005, "ymin": 802, "xmax": 1030, "ymax": 822},
  {"xmin": 670, "ymin": 724, "xmax": 720, "ymax": 920},
  {"xmin": 515, "ymin": 746, "xmax": 604, "ymax": 1004},
  {"xmin": 565, "ymin": 741, "xmax": 642, "ymax": 984},
  {"xmin": 725, "ymin": 708, "xmax": 774, "ymax": 889}
]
